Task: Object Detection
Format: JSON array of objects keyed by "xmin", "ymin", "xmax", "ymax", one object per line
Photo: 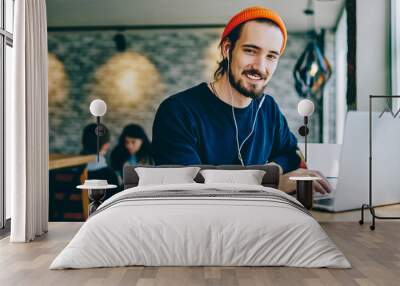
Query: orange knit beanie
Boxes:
[{"xmin": 221, "ymin": 6, "xmax": 287, "ymax": 54}]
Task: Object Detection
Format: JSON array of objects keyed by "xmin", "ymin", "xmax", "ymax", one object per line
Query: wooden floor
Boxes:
[{"xmin": 1, "ymin": 206, "xmax": 400, "ymax": 286}]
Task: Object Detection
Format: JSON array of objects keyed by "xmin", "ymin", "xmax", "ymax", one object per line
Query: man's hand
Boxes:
[{"xmin": 279, "ymin": 168, "xmax": 333, "ymax": 194}]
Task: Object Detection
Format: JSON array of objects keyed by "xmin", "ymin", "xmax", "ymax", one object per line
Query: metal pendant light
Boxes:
[{"xmin": 293, "ymin": 0, "xmax": 332, "ymax": 98}]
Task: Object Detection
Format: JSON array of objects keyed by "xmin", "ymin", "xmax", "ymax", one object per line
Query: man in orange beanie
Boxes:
[{"xmin": 152, "ymin": 6, "xmax": 331, "ymax": 195}]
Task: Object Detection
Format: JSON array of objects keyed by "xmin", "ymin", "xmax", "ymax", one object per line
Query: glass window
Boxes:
[
  {"xmin": 0, "ymin": 1, "xmax": 3, "ymax": 29},
  {"xmin": 5, "ymin": 0, "xmax": 14, "ymax": 33},
  {"xmin": 5, "ymin": 43, "xmax": 12, "ymax": 220},
  {"xmin": 0, "ymin": 38, "xmax": 3, "ymax": 228},
  {"xmin": 1, "ymin": 0, "xmax": 14, "ymax": 229}
]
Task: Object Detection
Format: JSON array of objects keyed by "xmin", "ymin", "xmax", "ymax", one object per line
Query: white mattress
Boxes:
[{"xmin": 50, "ymin": 183, "xmax": 350, "ymax": 269}]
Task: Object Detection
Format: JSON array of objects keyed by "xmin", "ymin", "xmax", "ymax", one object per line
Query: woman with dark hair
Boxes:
[{"xmin": 110, "ymin": 124, "xmax": 153, "ymax": 178}]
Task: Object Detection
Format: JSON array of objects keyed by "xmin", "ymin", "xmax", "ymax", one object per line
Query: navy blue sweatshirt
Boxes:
[{"xmin": 152, "ymin": 82, "xmax": 300, "ymax": 173}]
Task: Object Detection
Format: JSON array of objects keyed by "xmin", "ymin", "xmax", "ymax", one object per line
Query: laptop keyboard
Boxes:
[
  {"xmin": 314, "ymin": 198, "xmax": 334, "ymax": 205},
  {"xmin": 314, "ymin": 191, "xmax": 335, "ymax": 200}
]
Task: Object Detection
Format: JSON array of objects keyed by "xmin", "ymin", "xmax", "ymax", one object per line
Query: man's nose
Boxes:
[{"xmin": 252, "ymin": 57, "xmax": 269, "ymax": 76}]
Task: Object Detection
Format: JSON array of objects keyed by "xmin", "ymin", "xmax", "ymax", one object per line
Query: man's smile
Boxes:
[{"xmin": 243, "ymin": 70, "xmax": 266, "ymax": 82}]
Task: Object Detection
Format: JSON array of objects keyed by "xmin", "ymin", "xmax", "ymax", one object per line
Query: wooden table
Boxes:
[
  {"xmin": 49, "ymin": 153, "xmax": 96, "ymax": 170},
  {"xmin": 49, "ymin": 154, "xmax": 96, "ymax": 221}
]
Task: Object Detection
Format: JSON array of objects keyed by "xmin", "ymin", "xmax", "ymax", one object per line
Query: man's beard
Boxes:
[{"xmin": 228, "ymin": 66, "xmax": 267, "ymax": 99}]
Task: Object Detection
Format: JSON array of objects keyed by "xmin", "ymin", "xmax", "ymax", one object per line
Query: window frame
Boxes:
[{"xmin": 1, "ymin": 0, "xmax": 14, "ymax": 231}]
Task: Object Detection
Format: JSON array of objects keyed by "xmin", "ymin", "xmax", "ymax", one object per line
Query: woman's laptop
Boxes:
[{"xmin": 299, "ymin": 111, "xmax": 400, "ymax": 212}]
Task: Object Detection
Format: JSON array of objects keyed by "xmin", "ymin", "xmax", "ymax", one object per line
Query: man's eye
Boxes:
[
  {"xmin": 267, "ymin": 55, "xmax": 278, "ymax": 61},
  {"xmin": 244, "ymin": 49, "xmax": 256, "ymax": 54}
]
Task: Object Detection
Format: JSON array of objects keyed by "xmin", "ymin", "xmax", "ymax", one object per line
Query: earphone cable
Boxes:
[{"xmin": 227, "ymin": 56, "xmax": 265, "ymax": 166}]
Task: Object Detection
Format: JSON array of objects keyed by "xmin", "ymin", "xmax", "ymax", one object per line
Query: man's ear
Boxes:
[{"xmin": 221, "ymin": 39, "xmax": 231, "ymax": 59}]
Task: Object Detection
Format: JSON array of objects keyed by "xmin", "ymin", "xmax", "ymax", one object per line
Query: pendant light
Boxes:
[{"xmin": 293, "ymin": 0, "xmax": 332, "ymax": 98}]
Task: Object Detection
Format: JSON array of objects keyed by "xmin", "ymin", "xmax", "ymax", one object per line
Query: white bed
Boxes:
[{"xmin": 50, "ymin": 183, "xmax": 351, "ymax": 269}]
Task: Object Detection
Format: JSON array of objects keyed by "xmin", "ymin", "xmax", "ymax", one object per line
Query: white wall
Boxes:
[
  {"xmin": 392, "ymin": 0, "xmax": 400, "ymax": 110},
  {"xmin": 323, "ymin": 29, "xmax": 337, "ymax": 143},
  {"xmin": 335, "ymin": 9, "xmax": 347, "ymax": 144},
  {"xmin": 46, "ymin": 0, "xmax": 345, "ymax": 33},
  {"xmin": 356, "ymin": 0, "xmax": 391, "ymax": 111}
]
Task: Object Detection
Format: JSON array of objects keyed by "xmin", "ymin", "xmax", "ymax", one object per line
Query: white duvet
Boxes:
[{"xmin": 50, "ymin": 183, "xmax": 351, "ymax": 269}]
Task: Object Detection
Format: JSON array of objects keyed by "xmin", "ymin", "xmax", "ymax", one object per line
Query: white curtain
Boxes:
[{"xmin": 7, "ymin": 0, "xmax": 48, "ymax": 242}]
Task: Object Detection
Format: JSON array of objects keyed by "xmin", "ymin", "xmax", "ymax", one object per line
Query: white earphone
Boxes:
[{"xmin": 226, "ymin": 48, "xmax": 265, "ymax": 166}]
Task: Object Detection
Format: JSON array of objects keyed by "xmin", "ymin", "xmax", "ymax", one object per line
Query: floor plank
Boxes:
[{"xmin": 1, "ymin": 206, "xmax": 400, "ymax": 286}]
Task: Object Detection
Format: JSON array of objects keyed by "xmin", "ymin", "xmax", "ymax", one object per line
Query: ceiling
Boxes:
[{"xmin": 46, "ymin": 0, "xmax": 345, "ymax": 32}]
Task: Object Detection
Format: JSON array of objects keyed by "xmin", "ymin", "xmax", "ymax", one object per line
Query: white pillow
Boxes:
[
  {"xmin": 135, "ymin": 167, "xmax": 201, "ymax": 186},
  {"xmin": 200, "ymin": 169, "xmax": 266, "ymax": 185}
]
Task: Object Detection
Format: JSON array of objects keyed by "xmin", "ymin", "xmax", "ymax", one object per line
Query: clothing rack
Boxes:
[{"xmin": 359, "ymin": 95, "xmax": 400, "ymax": 230}]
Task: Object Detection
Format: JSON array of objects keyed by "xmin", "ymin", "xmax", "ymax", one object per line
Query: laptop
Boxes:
[{"xmin": 298, "ymin": 111, "xmax": 400, "ymax": 212}]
